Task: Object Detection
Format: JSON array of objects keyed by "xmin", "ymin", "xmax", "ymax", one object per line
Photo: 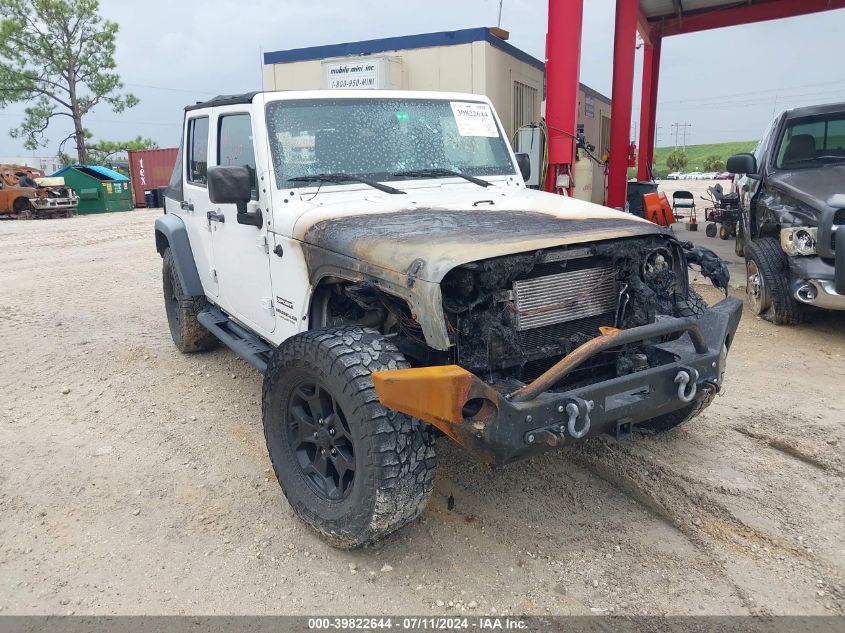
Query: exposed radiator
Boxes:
[{"xmin": 512, "ymin": 266, "xmax": 617, "ymax": 331}]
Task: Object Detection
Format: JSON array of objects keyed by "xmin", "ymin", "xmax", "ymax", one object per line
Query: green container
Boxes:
[{"xmin": 51, "ymin": 165, "xmax": 134, "ymax": 214}]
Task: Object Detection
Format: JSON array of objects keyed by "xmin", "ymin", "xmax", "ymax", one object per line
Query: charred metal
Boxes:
[
  {"xmin": 439, "ymin": 235, "xmax": 696, "ymax": 389},
  {"xmin": 309, "ymin": 233, "xmax": 730, "ymax": 402}
]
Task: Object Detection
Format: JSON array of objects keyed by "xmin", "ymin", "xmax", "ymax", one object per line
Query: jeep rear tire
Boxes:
[
  {"xmin": 262, "ymin": 327, "xmax": 437, "ymax": 549},
  {"xmin": 745, "ymin": 238, "xmax": 803, "ymax": 325},
  {"xmin": 162, "ymin": 247, "xmax": 218, "ymax": 352}
]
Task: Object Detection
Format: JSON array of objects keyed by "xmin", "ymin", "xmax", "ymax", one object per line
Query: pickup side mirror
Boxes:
[
  {"xmin": 726, "ymin": 153, "xmax": 758, "ymax": 176},
  {"xmin": 207, "ymin": 166, "xmax": 263, "ymax": 228},
  {"xmin": 515, "ymin": 153, "xmax": 532, "ymax": 182}
]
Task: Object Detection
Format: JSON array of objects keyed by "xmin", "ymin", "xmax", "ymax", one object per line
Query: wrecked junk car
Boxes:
[
  {"xmin": 0, "ymin": 165, "xmax": 78, "ymax": 219},
  {"xmin": 155, "ymin": 90, "xmax": 742, "ymax": 548},
  {"xmin": 729, "ymin": 102, "xmax": 845, "ymax": 324}
]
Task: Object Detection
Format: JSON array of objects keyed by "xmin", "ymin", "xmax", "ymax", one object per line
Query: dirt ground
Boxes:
[{"xmin": 1, "ymin": 209, "xmax": 843, "ymax": 616}]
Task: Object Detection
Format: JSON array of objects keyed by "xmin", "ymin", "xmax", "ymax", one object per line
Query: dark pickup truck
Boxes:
[{"xmin": 728, "ymin": 103, "xmax": 845, "ymax": 324}]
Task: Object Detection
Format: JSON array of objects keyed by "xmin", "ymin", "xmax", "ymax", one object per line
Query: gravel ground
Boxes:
[{"xmin": 1, "ymin": 209, "xmax": 843, "ymax": 616}]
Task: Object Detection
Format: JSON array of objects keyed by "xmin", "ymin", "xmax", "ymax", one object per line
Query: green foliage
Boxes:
[
  {"xmin": 702, "ymin": 155, "xmax": 726, "ymax": 172},
  {"xmin": 0, "ymin": 0, "xmax": 138, "ymax": 163},
  {"xmin": 86, "ymin": 136, "xmax": 158, "ymax": 165},
  {"xmin": 652, "ymin": 141, "xmax": 757, "ymax": 177},
  {"xmin": 666, "ymin": 149, "xmax": 689, "ymax": 173}
]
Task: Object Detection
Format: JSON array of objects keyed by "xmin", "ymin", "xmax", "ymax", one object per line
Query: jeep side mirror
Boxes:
[
  {"xmin": 515, "ymin": 153, "xmax": 532, "ymax": 182},
  {"xmin": 207, "ymin": 166, "xmax": 263, "ymax": 228},
  {"xmin": 726, "ymin": 153, "xmax": 758, "ymax": 176}
]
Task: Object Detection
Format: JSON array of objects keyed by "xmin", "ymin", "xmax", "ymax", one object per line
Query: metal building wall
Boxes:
[{"xmin": 263, "ymin": 40, "xmax": 543, "ymax": 140}]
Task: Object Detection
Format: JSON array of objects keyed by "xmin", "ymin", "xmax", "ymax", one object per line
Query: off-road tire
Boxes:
[
  {"xmin": 637, "ymin": 389, "xmax": 716, "ymax": 435},
  {"xmin": 745, "ymin": 237, "xmax": 803, "ymax": 325},
  {"xmin": 161, "ymin": 247, "xmax": 218, "ymax": 352},
  {"xmin": 262, "ymin": 327, "xmax": 437, "ymax": 549},
  {"xmin": 719, "ymin": 225, "xmax": 731, "ymax": 240},
  {"xmin": 638, "ymin": 287, "xmax": 710, "ymax": 434},
  {"xmin": 673, "ymin": 287, "xmax": 707, "ymax": 319},
  {"xmin": 705, "ymin": 223, "xmax": 717, "ymax": 238}
]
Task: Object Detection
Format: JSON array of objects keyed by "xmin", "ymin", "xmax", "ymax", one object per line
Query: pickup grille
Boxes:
[{"xmin": 512, "ymin": 266, "xmax": 617, "ymax": 331}]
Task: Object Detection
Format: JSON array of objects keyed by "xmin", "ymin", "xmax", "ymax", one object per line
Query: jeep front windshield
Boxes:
[
  {"xmin": 265, "ymin": 98, "xmax": 515, "ymax": 189},
  {"xmin": 775, "ymin": 112, "xmax": 845, "ymax": 169}
]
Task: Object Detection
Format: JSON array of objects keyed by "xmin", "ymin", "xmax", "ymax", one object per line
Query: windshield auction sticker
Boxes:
[{"xmin": 450, "ymin": 101, "xmax": 499, "ymax": 137}]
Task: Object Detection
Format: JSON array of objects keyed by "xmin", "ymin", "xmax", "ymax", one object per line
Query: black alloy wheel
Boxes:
[{"xmin": 287, "ymin": 382, "xmax": 355, "ymax": 501}]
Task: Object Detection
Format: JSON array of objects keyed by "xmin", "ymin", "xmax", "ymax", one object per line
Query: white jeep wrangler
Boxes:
[{"xmin": 156, "ymin": 90, "xmax": 741, "ymax": 548}]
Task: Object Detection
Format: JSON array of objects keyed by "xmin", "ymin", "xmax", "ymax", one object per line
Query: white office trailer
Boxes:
[{"xmin": 262, "ymin": 27, "xmax": 610, "ymax": 203}]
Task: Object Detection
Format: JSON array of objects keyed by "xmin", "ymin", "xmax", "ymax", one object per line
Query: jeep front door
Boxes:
[
  {"xmin": 209, "ymin": 109, "xmax": 275, "ymax": 334},
  {"xmin": 181, "ymin": 115, "xmax": 218, "ymax": 298}
]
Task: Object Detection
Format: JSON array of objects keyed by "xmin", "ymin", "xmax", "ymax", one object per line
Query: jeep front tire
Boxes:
[{"xmin": 262, "ymin": 327, "xmax": 437, "ymax": 549}]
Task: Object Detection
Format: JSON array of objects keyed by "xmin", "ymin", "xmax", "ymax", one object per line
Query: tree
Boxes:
[
  {"xmin": 0, "ymin": 0, "xmax": 138, "ymax": 164},
  {"xmin": 86, "ymin": 136, "xmax": 158, "ymax": 165},
  {"xmin": 666, "ymin": 149, "xmax": 689, "ymax": 173},
  {"xmin": 702, "ymin": 155, "xmax": 725, "ymax": 172}
]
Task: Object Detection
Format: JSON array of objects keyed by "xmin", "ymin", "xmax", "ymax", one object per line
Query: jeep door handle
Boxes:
[
  {"xmin": 207, "ymin": 211, "xmax": 225, "ymax": 223},
  {"xmin": 180, "ymin": 200, "xmax": 194, "ymax": 211}
]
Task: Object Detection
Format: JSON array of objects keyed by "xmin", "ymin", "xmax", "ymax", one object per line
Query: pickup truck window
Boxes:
[
  {"xmin": 775, "ymin": 113, "xmax": 845, "ymax": 169},
  {"xmin": 265, "ymin": 98, "xmax": 515, "ymax": 189},
  {"xmin": 187, "ymin": 117, "xmax": 209, "ymax": 185}
]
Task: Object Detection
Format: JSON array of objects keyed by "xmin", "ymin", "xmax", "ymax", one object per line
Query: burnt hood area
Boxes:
[{"xmin": 301, "ymin": 208, "xmax": 664, "ymax": 282}]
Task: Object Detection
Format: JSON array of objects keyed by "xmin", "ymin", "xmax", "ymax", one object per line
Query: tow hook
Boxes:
[
  {"xmin": 523, "ymin": 397, "xmax": 595, "ymax": 446},
  {"xmin": 675, "ymin": 368, "xmax": 700, "ymax": 403},
  {"xmin": 565, "ymin": 397, "xmax": 594, "ymax": 439}
]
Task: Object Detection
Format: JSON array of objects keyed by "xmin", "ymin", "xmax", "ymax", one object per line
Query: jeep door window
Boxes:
[
  {"xmin": 187, "ymin": 117, "xmax": 209, "ymax": 185},
  {"xmin": 218, "ymin": 113, "xmax": 258, "ymax": 199},
  {"xmin": 775, "ymin": 113, "xmax": 845, "ymax": 168},
  {"xmin": 265, "ymin": 98, "xmax": 515, "ymax": 189}
]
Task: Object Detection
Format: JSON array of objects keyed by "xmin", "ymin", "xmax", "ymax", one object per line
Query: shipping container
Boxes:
[{"xmin": 128, "ymin": 148, "xmax": 178, "ymax": 208}]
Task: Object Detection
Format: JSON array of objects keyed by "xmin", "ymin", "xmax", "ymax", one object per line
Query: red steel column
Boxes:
[
  {"xmin": 607, "ymin": 0, "xmax": 639, "ymax": 208},
  {"xmin": 637, "ymin": 36, "xmax": 661, "ymax": 181},
  {"xmin": 544, "ymin": 0, "xmax": 584, "ymax": 194}
]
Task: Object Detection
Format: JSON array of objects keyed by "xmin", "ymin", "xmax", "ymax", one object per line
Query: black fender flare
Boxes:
[{"xmin": 154, "ymin": 214, "xmax": 204, "ymax": 297}]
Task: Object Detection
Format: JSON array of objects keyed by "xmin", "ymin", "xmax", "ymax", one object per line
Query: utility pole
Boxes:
[
  {"xmin": 671, "ymin": 122, "xmax": 691, "ymax": 151},
  {"xmin": 681, "ymin": 122, "xmax": 692, "ymax": 151}
]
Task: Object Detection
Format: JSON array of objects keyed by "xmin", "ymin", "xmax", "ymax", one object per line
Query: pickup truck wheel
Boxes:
[
  {"xmin": 745, "ymin": 238, "xmax": 803, "ymax": 325},
  {"xmin": 161, "ymin": 247, "xmax": 218, "ymax": 352},
  {"xmin": 13, "ymin": 197, "xmax": 33, "ymax": 219},
  {"xmin": 262, "ymin": 327, "xmax": 437, "ymax": 549}
]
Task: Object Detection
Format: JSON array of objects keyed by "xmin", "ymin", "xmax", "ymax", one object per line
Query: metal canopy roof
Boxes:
[
  {"xmin": 639, "ymin": 0, "xmax": 845, "ymax": 38},
  {"xmin": 641, "ymin": 0, "xmax": 767, "ymax": 20}
]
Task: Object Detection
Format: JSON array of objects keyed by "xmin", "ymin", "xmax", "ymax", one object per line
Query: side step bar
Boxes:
[{"xmin": 197, "ymin": 306, "xmax": 272, "ymax": 373}]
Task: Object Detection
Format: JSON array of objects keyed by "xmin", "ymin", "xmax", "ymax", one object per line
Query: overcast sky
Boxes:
[{"xmin": 2, "ymin": 0, "xmax": 845, "ymax": 158}]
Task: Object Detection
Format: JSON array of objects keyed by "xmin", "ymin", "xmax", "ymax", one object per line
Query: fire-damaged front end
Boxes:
[
  {"xmin": 370, "ymin": 235, "xmax": 741, "ymax": 466},
  {"xmin": 301, "ymin": 206, "xmax": 741, "ymax": 466}
]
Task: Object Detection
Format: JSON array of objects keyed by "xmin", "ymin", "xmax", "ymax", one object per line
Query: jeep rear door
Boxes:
[{"xmin": 207, "ymin": 107, "xmax": 276, "ymax": 335}]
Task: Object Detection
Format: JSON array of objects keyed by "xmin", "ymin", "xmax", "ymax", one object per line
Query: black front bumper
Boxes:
[{"xmin": 470, "ymin": 297, "xmax": 743, "ymax": 465}]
